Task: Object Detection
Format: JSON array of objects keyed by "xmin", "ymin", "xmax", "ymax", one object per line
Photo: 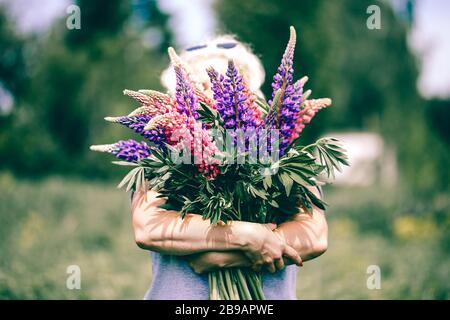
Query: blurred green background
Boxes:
[{"xmin": 0, "ymin": 0, "xmax": 449, "ymax": 299}]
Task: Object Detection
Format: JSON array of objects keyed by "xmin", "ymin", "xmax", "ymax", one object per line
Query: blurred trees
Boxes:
[
  {"xmin": 215, "ymin": 0, "xmax": 450, "ymax": 195},
  {"xmin": 0, "ymin": 0, "xmax": 171, "ymax": 178},
  {"xmin": 0, "ymin": 8, "xmax": 26, "ymax": 99}
]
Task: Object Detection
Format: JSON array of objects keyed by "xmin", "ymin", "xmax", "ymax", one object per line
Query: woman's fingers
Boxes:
[
  {"xmin": 265, "ymin": 261, "xmax": 276, "ymax": 273},
  {"xmin": 274, "ymin": 258, "xmax": 285, "ymax": 271},
  {"xmin": 189, "ymin": 260, "xmax": 205, "ymax": 274},
  {"xmin": 252, "ymin": 263, "xmax": 262, "ymax": 272},
  {"xmin": 283, "ymin": 245, "xmax": 303, "ymax": 266}
]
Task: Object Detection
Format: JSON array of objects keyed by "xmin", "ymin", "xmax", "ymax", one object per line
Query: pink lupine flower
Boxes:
[
  {"xmin": 242, "ymin": 80, "xmax": 263, "ymax": 127},
  {"xmin": 291, "ymin": 98, "xmax": 332, "ymax": 141},
  {"xmin": 123, "ymin": 89, "xmax": 175, "ymax": 116},
  {"xmin": 170, "ymin": 119, "xmax": 220, "ymax": 179}
]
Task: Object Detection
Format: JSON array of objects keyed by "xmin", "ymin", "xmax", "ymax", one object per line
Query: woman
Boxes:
[
  {"xmin": 131, "ymin": 187, "xmax": 327, "ymax": 300},
  {"xmin": 131, "ymin": 37, "xmax": 329, "ymax": 300}
]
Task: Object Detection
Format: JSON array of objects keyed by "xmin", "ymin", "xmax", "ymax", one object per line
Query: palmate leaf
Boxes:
[
  {"xmin": 315, "ymin": 138, "xmax": 349, "ymax": 178},
  {"xmin": 275, "ymin": 147, "xmax": 324, "ymax": 197},
  {"xmin": 117, "ymin": 166, "xmax": 145, "ymax": 192},
  {"xmin": 264, "ymin": 140, "xmax": 335, "ymax": 216},
  {"xmin": 299, "ymin": 137, "xmax": 349, "ymax": 179}
]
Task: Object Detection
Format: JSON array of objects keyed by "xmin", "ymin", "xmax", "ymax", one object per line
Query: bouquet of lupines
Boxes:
[{"xmin": 91, "ymin": 27, "xmax": 348, "ymax": 300}]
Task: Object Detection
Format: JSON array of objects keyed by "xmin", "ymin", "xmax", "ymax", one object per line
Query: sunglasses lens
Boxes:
[
  {"xmin": 217, "ymin": 42, "xmax": 237, "ymax": 49},
  {"xmin": 186, "ymin": 44, "xmax": 207, "ymax": 51}
]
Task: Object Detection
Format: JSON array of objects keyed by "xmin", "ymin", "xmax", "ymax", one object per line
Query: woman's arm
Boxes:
[
  {"xmin": 188, "ymin": 188, "xmax": 327, "ymax": 273},
  {"xmin": 131, "ymin": 190, "xmax": 302, "ymax": 266},
  {"xmin": 275, "ymin": 210, "xmax": 327, "ymax": 262},
  {"xmin": 275, "ymin": 187, "xmax": 328, "ymax": 262}
]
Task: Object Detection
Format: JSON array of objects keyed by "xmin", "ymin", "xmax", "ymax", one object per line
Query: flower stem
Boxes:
[
  {"xmin": 246, "ymin": 270, "xmax": 265, "ymax": 300},
  {"xmin": 236, "ymin": 269, "xmax": 252, "ymax": 299},
  {"xmin": 217, "ymin": 271, "xmax": 230, "ymax": 300},
  {"xmin": 224, "ymin": 269, "xmax": 239, "ymax": 300},
  {"xmin": 210, "ymin": 272, "xmax": 220, "ymax": 300}
]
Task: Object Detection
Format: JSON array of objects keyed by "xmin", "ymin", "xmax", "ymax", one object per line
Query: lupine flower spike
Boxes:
[
  {"xmin": 104, "ymin": 114, "xmax": 167, "ymax": 148},
  {"xmin": 291, "ymin": 98, "xmax": 332, "ymax": 141},
  {"xmin": 123, "ymin": 89, "xmax": 175, "ymax": 115},
  {"xmin": 266, "ymin": 26, "xmax": 304, "ymax": 155},
  {"xmin": 207, "ymin": 61, "xmax": 257, "ymax": 131},
  {"xmin": 173, "ymin": 65, "xmax": 200, "ymax": 120},
  {"xmin": 90, "ymin": 139, "xmax": 150, "ymax": 162},
  {"xmin": 168, "ymin": 47, "xmax": 213, "ymax": 108}
]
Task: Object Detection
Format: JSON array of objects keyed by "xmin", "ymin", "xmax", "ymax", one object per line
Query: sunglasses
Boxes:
[{"xmin": 186, "ymin": 42, "xmax": 238, "ymax": 52}]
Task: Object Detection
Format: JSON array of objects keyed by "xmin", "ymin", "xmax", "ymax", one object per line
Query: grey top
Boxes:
[{"xmin": 143, "ymin": 251, "xmax": 298, "ymax": 300}]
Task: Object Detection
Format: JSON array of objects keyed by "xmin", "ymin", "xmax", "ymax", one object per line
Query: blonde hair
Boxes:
[{"xmin": 161, "ymin": 35, "xmax": 265, "ymax": 97}]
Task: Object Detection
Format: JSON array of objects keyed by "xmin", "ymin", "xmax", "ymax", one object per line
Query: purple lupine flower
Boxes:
[
  {"xmin": 174, "ymin": 66, "xmax": 199, "ymax": 120},
  {"xmin": 108, "ymin": 115, "xmax": 167, "ymax": 148},
  {"xmin": 208, "ymin": 61, "xmax": 256, "ymax": 131},
  {"xmin": 278, "ymin": 80, "xmax": 303, "ymax": 154},
  {"xmin": 113, "ymin": 140, "xmax": 151, "ymax": 162},
  {"xmin": 269, "ymin": 27, "xmax": 296, "ymax": 103},
  {"xmin": 265, "ymin": 26, "xmax": 303, "ymax": 155},
  {"xmin": 90, "ymin": 139, "xmax": 151, "ymax": 162},
  {"xmin": 143, "ymin": 128, "xmax": 167, "ymax": 148},
  {"xmin": 110, "ymin": 115, "xmax": 152, "ymax": 134},
  {"xmin": 207, "ymin": 67, "xmax": 225, "ymax": 109}
]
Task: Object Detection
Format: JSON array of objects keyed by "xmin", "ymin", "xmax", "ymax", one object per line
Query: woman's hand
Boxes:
[
  {"xmin": 187, "ymin": 224, "xmax": 303, "ymax": 274},
  {"xmin": 187, "ymin": 251, "xmax": 251, "ymax": 274},
  {"xmin": 243, "ymin": 223, "xmax": 303, "ymax": 273}
]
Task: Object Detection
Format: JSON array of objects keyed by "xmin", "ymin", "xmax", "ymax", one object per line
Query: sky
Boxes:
[
  {"xmin": 1, "ymin": 0, "xmax": 449, "ymax": 98},
  {"xmin": 409, "ymin": 0, "xmax": 450, "ymax": 97}
]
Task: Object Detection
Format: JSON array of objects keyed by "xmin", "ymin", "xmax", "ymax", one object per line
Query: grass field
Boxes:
[{"xmin": 0, "ymin": 172, "xmax": 448, "ymax": 299}]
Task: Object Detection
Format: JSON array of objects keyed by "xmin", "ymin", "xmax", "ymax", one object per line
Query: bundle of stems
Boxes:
[{"xmin": 209, "ymin": 269, "xmax": 265, "ymax": 300}]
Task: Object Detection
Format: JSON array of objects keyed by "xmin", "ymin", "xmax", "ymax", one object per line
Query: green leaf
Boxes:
[
  {"xmin": 135, "ymin": 169, "xmax": 142, "ymax": 192},
  {"xmin": 111, "ymin": 161, "xmax": 138, "ymax": 167},
  {"xmin": 270, "ymin": 200, "xmax": 279, "ymax": 208},
  {"xmin": 126, "ymin": 167, "xmax": 141, "ymax": 192},
  {"xmin": 263, "ymin": 173, "xmax": 272, "ymax": 190},
  {"xmin": 279, "ymin": 172, "xmax": 293, "ymax": 196},
  {"xmin": 255, "ymin": 97, "xmax": 270, "ymax": 114},
  {"xmin": 155, "ymin": 165, "xmax": 169, "ymax": 174},
  {"xmin": 205, "ymin": 180, "xmax": 214, "ymax": 194},
  {"xmin": 248, "ymin": 184, "xmax": 268, "ymax": 200},
  {"xmin": 288, "ymin": 171, "xmax": 313, "ymax": 186},
  {"xmin": 303, "ymin": 187, "xmax": 327, "ymax": 210},
  {"xmin": 271, "ymin": 88, "xmax": 283, "ymax": 110},
  {"xmin": 301, "ymin": 137, "xmax": 349, "ymax": 179},
  {"xmin": 117, "ymin": 167, "xmax": 140, "ymax": 189}
]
